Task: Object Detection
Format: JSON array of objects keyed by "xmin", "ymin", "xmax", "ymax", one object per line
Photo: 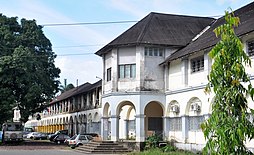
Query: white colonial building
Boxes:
[
  {"xmin": 96, "ymin": 2, "xmax": 254, "ymax": 151},
  {"xmin": 26, "ymin": 1, "xmax": 254, "ymax": 151}
]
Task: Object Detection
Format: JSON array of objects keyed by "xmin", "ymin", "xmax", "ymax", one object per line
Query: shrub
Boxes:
[{"xmin": 144, "ymin": 134, "xmax": 161, "ymax": 149}]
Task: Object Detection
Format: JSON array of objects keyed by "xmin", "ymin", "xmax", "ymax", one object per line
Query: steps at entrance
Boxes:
[{"xmin": 75, "ymin": 141, "xmax": 131, "ymax": 154}]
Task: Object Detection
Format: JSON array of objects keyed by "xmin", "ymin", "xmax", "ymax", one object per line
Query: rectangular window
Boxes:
[
  {"xmin": 118, "ymin": 64, "xmax": 136, "ymax": 79},
  {"xmin": 119, "ymin": 65, "xmax": 125, "ymax": 78},
  {"xmin": 106, "ymin": 68, "xmax": 111, "ymax": 81},
  {"xmin": 125, "ymin": 65, "xmax": 131, "ymax": 78},
  {"xmin": 247, "ymin": 40, "xmax": 254, "ymax": 56},
  {"xmin": 149, "ymin": 48, "xmax": 153, "ymax": 56},
  {"xmin": 145, "ymin": 47, "xmax": 164, "ymax": 57},
  {"xmin": 189, "ymin": 116, "xmax": 204, "ymax": 131},
  {"xmin": 145, "ymin": 47, "xmax": 148, "ymax": 56},
  {"xmin": 191, "ymin": 56, "xmax": 204, "ymax": 73},
  {"xmin": 169, "ymin": 117, "xmax": 182, "ymax": 131}
]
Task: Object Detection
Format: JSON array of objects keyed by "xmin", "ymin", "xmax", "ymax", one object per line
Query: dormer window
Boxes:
[
  {"xmin": 247, "ymin": 40, "xmax": 254, "ymax": 56},
  {"xmin": 191, "ymin": 56, "xmax": 204, "ymax": 73}
]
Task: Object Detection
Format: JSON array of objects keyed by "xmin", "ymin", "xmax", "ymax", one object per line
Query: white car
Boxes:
[
  {"xmin": 69, "ymin": 134, "xmax": 92, "ymax": 149},
  {"xmin": 26, "ymin": 132, "xmax": 40, "ymax": 139}
]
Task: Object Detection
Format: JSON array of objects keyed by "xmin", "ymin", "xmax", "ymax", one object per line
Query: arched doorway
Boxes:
[
  {"xmin": 102, "ymin": 102, "xmax": 111, "ymax": 140},
  {"xmin": 116, "ymin": 101, "xmax": 136, "ymax": 140},
  {"xmin": 144, "ymin": 101, "xmax": 164, "ymax": 138}
]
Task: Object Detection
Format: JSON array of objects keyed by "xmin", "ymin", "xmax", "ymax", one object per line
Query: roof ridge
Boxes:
[{"xmin": 136, "ymin": 12, "xmax": 154, "ymax": 43}]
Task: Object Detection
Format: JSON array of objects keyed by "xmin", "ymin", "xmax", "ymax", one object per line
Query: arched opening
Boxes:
[
  {"xmin": 69, "ymin": 116, "xmax": 74, "ymax": 136},
  {"xmin": 144, "ymin": 101, "xmax": 164, "ymax": 138},
  {"xmin": 167, "ymin": 100, "xmax": 182, "ymax": 141},
  {"xmin": 88, "ymin": 113, "xmax": 92, "ymax": 133},
  {"xmin": 186, "ymin": 97, "xmax": 204, "ymax": 144},
  {"xmin": 93, "ymin": 112, "xmax": 100, "ymax": 134},
  {"xmin": 74, "ymin": 116, "xmax": 78, "ymax": 135},
  {"xmin": 116, "ymin": 101, "xmax": 136, "ymax": 140},
  {"xmin": 102, "ymin": 103, "xmax": 111, "ymax": 140},
  {"xmin": 81, "ymin": 114, "xmax": 87, "ymax": 134}
]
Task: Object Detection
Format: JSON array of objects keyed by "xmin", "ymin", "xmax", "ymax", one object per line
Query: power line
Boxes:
[
  {"xmin": 41, "ymin": 20, "xmax": 138, "ymax": 27},
  {"xmin": 57, "ymin": 53, "xmax": 94, "ymax": 56},
  {"xmin": 53, "ymin": 44, "xmax": 104, "ymax": 48}
]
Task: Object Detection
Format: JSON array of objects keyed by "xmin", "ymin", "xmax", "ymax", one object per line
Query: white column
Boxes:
[
  {"xmin": 163, "ymin": 116, "xmax": 170, "ymax": 141},
  {"xmin": 110, "ymin": 115, "xmax": 119, "ymax": 141},
  {"xmin": 182, "ymin": 115, "xmax": 189, "ymax": 143},
  {"xmin": 123, "ymin": 120, "xmax": 128, "ymax": 139},
  {"xmin": 135, "ymin": 114, "xmax": 145, "ymax": 142},
  {"xmin": 164, "ymin": 64, "xmax": 169, "ymax": 90},
  {"xmin": 101, "ymin": 117, "xmax": 108, "ymax": 140}
]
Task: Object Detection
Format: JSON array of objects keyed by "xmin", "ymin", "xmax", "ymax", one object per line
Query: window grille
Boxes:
[
  {"xmin": 188, "ymin": 116, "xmax": 204, "ymax": 131},
  {"xmin": 191, "ymin": 56, "xmax": 204, "ymax": 73},
  {"xmin": 128, "ymin": 120, "xmax": 136, "ymax": 132},
  {"xmin": 169, "ymin": 117, "xmax": 182, "ymax": 131},
  {"xmin": 247, "ymin": 40, "xmax": 254, "ymax": 56}
]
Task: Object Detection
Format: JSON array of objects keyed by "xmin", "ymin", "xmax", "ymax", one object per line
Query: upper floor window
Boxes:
[
  {"xmin": 191, "ymin": 56, "xmax": 204, "ymax": 73},
  {"xmin": 106, "ymin": 68, "xmax": 111, "ymax": 81},
  {"xmin": 119, "ymin": 64, "xmax": 136, "ymax": 79},
  {"xmin": 145, "ymin": 47, "xmax": 164, "ymax": 57},
  {"xmin": 247, "ymin": 40, "xmax": 254, "ymax": 56}
]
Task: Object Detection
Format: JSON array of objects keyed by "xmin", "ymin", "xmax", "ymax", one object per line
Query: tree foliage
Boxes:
[
  {"xmin": 59, "ymin": 79, "xmax": 74, "ymax": 93},
  {"xmin": 0, "ymin": 14, "xmax": 60, "ymax": 124},
  {"xmin": 201, "ymin": 11, "xmax": 254, "ymax": 154}
]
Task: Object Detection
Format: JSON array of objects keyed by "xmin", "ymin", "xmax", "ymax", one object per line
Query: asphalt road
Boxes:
[
  {"xmin": 0, "ymin": 140, "xmax": 124, "ymax": 155},
  {"xmin": 0, "ymin": 149, "xmax": 85, "ymax": 155}
]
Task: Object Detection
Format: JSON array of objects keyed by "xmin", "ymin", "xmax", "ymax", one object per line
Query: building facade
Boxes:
[
  {"xmin": 26, "ymin": 1, "xmax": 254, "ymax": 151},
  {"xmin": 26, "ymin": 80, "xmax": 102, "ymax": 137}
]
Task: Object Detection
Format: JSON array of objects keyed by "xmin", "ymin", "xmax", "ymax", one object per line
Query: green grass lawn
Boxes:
[{"xmin": 128, "ymin": 148, "xmax": 196, "ymax": 155}]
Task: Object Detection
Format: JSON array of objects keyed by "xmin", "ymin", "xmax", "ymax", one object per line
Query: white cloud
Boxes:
[
  {"xmin": 216, "ymin": 0, "xmax": 238, "ymax": 5},
  {"xmin": 55, "ymin": 56, "xmax": 102, "ymax": 85}
]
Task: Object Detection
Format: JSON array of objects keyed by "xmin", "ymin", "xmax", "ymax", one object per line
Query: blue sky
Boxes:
[{"xmin": 1, "ymin": 0, "xmax": 253, "ymax": 86}]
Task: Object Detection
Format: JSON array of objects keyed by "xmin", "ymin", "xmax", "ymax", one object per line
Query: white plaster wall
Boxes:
[
  {"xmin": 188, "ymin": 131, "xmax": 205, "ymax": 144},
  {"xmin": 241, "ymin": 32, "xmax": 254, "ymax": 76},
  {"xmin": 104, "ymin": 51, "xmax": 113, "ymax": 93},
  {"xmin": 117, "ymin": 47, "xmax": 140, "ymax": 91},
  {"xmin": 118, "ymin": 47, "xmax": 136, "ymax": 64},
  {"xmin": 169, "ymin": 131, "xmax": 182, "ymax": 142},
  {"xmin": 168, "ymin": 59, "xmax": 182, "ymax": 90},
  {"xmin": 188, "ymin": 52, "xmax": 207, "ymax": 87},
  {"xmin": 166, "ymin": 88, "xmax": 210, "ymax": 116},
  {"xmin": 144, "ymin": 51, "xmax": 165, "ymax": 91}
]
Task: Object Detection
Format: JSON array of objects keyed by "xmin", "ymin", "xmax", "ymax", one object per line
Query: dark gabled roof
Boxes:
[
  {"xmin": 50, "ymin": 80, "xmax": 102, "ymax": 104},
  {"xmin": 95, "ymin": 12, "xmax": 214, "ymax": 56},
  {"xmin": 164, "ymin": 2, "xmax": 254, "ymax": 63}
]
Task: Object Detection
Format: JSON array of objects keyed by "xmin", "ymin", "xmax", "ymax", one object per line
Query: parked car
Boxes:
[
  {"xmin": 23, "ymin": 127, "xmax": 34, "ymax": 138},
  {"xmin": 53, "ymin": 134, "xmax": 70, "ymax": 144},
  {"xmin": 26, "ymin": 132, "xmax": 41, "ymax": 139},
  {"xmin": 48, "ymin": 130, "xmax": 68, "ymax": 141},
  {"xmin": 33, "ymin": 132, "xmax": 48, "ymax": 140},
  {"xmin": 83, "ymin": 133, "xmax": 99, "ymax": 138},
  {"xmin": 69, "ymin": 134, "xmax": 93, "ymax": 149}
]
